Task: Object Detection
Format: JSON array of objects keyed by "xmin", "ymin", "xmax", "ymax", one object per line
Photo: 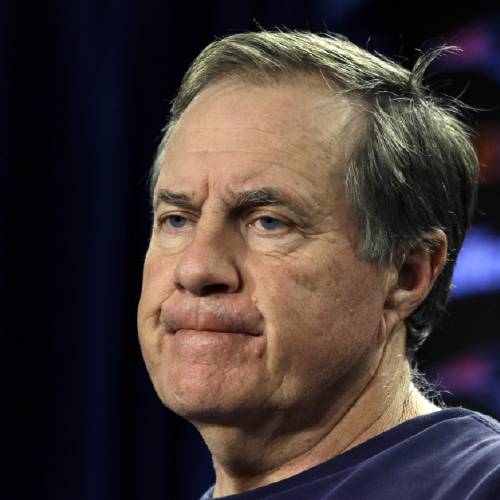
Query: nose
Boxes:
[{"xmin": 173, "ymin": 224, "xmax": 241, "ymax": 296}]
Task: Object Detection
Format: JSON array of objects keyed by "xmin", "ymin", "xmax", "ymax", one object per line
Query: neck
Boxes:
[{"xmin": 198, "ymin": 326, "xmax": 439, "ymax": 497}]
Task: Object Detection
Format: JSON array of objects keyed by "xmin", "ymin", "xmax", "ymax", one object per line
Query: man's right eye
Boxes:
[{"xmin": 159, "ymin": 214, "xmax": 189, "ymax": 230}]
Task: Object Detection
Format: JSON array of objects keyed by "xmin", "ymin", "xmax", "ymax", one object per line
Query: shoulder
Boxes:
[
  {"xmin": 390, "ymin": 408, "xmax": 500, "ymax": 498},
  {"xmin": 395, "ymin": 408, "xmax": 500, "ymax": 462},
  {"xmin": 196, "ymin": 410, "xmax": 500, "ymax": 500},
  {"xmin": 417, "ymin": 408, "xmax": 500, "ymax": 451},
  {"xmin": 337, "ymin": 408, "xmax": 500, "ymax": 499}
]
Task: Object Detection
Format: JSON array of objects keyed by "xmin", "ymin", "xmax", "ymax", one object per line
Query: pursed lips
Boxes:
[{"xmin": 160, "ymin": 302, "xmax": 263, "ymax": 337}]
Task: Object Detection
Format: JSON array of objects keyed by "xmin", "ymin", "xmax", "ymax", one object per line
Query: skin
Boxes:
[{"xmin": 137, "ymin": 75, "xmax": 447, "ymax": 497}]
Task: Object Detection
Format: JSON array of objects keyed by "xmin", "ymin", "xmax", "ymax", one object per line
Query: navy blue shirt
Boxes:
[{"xmin": 200, "ymin": 408, "xmax": 500, "ymax": 499}]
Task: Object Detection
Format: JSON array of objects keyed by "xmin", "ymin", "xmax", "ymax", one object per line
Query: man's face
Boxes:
[{"xmin": 138, "ymin": 77, "xmax": 391, "ymax": 428}]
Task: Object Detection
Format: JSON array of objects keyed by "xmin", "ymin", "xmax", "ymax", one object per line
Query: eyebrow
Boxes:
[
  {"xmin": 154, "ymin": 189, "xmax": 193, "ymax": 211},
  {"xmin": 154, "ymin": 187, "xmax": 310, "ymax": 220},
  {"xmin": 230, "ymin": 188, "xmax": 309, "ymax": 216}
]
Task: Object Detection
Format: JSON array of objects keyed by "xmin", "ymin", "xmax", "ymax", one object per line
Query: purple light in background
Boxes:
[
  {"xmin": 451, "ymin": 225, "xmax": 500, "ymax": 298},
  {"xmin": 435, "ymin": 352, "xmax": 493, "ymax": 392},
  {"xmin": 426, "ymin": 343, "xmax": 500, "ymax": 417},
  {"xmin": 446, "ymin": 28, "xmax": 496, "ymax": 65},
  {"xmin": 435, "ymin": 13, "xmax": 500, "ymax": 83}
]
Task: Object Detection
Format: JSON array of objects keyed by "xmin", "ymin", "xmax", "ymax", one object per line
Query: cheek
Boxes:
[
  {"xmin": 137, "ymin": 251, "xmax": 178, "ymax": 385},
  {"xmin": 137, "ymin": 251, "xmax": 177, "ymax": 357},
  {"xmin": 139, "ymin": 251, "xmax": 176, "ymax": 312},
  {"xmin": 252, "ymin": 252, "xmax": 385, "ymax": 374}
]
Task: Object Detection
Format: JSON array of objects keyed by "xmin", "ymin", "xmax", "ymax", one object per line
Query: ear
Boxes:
[{"xmin": 384, "ymin": 229, "xmax": 448, "ymax": 328}]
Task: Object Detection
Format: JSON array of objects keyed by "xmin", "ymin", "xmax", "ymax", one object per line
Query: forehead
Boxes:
[{"xmin": 156, "ymin": 76, "xmax": 363, "ymax": 204}]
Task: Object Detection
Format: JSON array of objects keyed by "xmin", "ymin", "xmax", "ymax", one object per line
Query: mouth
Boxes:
[
  {"xmin": 170, "ymin": 324, "xmax": 262, "ymax": 338},
  {"xmin": 160, "ymin": 302, "xmax": 263, "ymax": 337},
  {"xmin": 173, "ymin": 327, "xmax": 259, "ymax": 336},
  {"xmin": 163, "ymin": 326, "xmax": 266, "ymax": 363}
]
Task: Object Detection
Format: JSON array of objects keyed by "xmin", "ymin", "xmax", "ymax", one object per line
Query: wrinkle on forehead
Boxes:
[
  {"xmin": 157, "ymin": 76, "xmax": 365, "ymax": 223},
  {"xmin": 168, "ymin": 74, "xmax": 364, "ymax": 164}
]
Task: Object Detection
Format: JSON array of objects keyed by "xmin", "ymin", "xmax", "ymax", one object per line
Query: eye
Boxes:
[
  {"xmin": 252, "ymin": 216, "xmax": 288, "ymax": 232},
  {"xmin": 160, "ymin": 214, "xmax": 189, "ymax": 230}
]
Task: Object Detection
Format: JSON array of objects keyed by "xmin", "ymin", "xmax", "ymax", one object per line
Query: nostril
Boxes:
[
  {"xmin": 173, "ymin": 239, "xmax": 242, "ymax": 295},
  {"xmin": 200, "ymin": 283, "xmax": 231, "ymax": 296}
]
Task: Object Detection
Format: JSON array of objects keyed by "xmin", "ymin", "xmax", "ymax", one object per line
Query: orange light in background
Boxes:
[{"xmin": 474, "ymin": 125, "xmax": 500, "ymax": 184}]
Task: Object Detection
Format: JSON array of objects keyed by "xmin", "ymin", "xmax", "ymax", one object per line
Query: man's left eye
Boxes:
[{"xmin": 253, "ymin": 216, "xmax": 287, "ymax": 231}]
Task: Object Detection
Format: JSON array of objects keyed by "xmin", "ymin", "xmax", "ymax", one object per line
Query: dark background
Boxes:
[{"xmin": 3, "ymin": 1, "xmax": 499, "ymax": 500}]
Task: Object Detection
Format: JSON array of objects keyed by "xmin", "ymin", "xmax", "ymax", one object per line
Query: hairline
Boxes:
[{"xmin": 150, "ymin": 70, "xmax": 367, "ymax": 201}]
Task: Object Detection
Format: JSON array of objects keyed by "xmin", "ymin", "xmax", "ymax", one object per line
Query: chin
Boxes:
[
  {"xmin": 154, "ymin": 365, "xmax": 265, "ymax": 424},
  {"xmin": 160, "ymin": 392, "xmax": 255, "ymax": 425}
]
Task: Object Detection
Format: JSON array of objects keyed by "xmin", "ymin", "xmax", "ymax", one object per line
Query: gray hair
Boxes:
[{"xmin": 150, "ymin": 31, "xmax": 479, "ymax": 354}]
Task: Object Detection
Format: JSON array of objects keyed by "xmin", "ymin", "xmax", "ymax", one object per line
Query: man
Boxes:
[{"xmin": 137, "ymin": 31, "xmax": 500, "ymax": 499}]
